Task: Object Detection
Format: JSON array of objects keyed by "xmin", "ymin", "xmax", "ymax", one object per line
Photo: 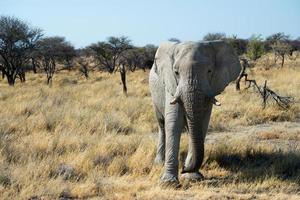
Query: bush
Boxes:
[{"xmin": 246, "ymin": 34, "xmax": 265, "ymax": 61}]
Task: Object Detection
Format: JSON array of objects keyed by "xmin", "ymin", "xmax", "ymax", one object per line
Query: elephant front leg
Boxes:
[
  {"xmin": 160, "ymin": 93, "xmax": 184, "ymax": 187},
  {"xmin": 181, "ymin": 137, "xmax": 205, "ymax": 181},
  {"xmin": 181, "ymin": 105, "xmax": 212, "ymax": 182}
]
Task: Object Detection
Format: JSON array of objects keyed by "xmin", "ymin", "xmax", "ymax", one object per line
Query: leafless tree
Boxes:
[
  {"xmin": 266, "ymin": 33, "xmax": 292, "ymax": 67},
  {"xmin": 271, "ymin": 41, "xmax": 292, "ymax": 67}
]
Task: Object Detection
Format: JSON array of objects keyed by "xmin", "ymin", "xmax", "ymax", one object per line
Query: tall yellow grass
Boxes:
[{"xmin": 0, "ymin": 54, "xmax": 299, "ymax": 199}]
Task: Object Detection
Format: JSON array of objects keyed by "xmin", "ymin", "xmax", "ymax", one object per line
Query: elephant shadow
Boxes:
[{"xmin": 202, "ymin": 150, "xmax": 300, "ymax": 186}]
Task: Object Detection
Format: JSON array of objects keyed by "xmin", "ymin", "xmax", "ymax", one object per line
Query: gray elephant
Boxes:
[{"xmin": 149, "ymin": 40, "xmax": 241, "ymax": 186}]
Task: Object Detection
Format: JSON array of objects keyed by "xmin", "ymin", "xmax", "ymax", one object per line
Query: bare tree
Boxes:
[
  {"xmin": 0, "ymin": 16, "xmax": 42, "ymax": 85},
  {"xmin": 265, "ymin": 33, "xmax": 289, "ymax": 51},
  {"xmin": 266, "ymin": 33, "xmax": 292, "ymax": 67},
  {"xmin": 271, "ymin": 41, "xmax": 292, "ymax": 67}
]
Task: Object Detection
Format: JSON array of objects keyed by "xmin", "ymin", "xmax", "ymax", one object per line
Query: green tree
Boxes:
[
  {"xmin": 0, "ymin": 16, "xmax": 42, "ymax": 85},
  {"xmin": 246, "ymin": 34, "xmax": 265, "ymax": 61},
  {"xmin": 88, "ymin": 36, "xmax": 132, "ymax": 73},
  {"xmin": 226, "ymin": 35, "xmax": 248, "ymax": 56},
  {"xmin": 88, "ymin": 36, "xmax": 132, "ymax": 94},
  {"xmin": 36, "ymin": 37, "xmax": 76, "ymax": 84},
  {"xmin": 203, "ymin": 32, "xmax": 226, "ymax": 41}
]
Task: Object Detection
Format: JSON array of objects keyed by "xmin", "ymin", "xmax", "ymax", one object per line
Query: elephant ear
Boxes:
[
  {"xmin": 210, "ymin": 41, "xmax": 241, "ymax": 95},
  {"xmin": 154, "ymin": 42, "xmax": 178, "ymax": 96}
]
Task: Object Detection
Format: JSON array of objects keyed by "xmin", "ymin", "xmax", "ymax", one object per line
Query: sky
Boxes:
[{"xmin": 1, "ymin": 0, "xmax": 300, "ymax": 48}]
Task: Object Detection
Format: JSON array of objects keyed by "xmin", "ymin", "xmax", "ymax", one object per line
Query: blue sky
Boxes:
[{"xmin": 1, "ymin": 0, "xmax": 300, "ymax": 48}]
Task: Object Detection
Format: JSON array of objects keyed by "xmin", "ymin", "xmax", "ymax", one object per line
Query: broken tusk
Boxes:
[{"xmin": 212, "ymin": 98, "xmax": 221, "ymax": 106}]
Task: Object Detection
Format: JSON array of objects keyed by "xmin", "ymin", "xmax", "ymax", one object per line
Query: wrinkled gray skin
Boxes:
[{"xmin": 149, "ymin": 41, "xmax": 241, "ymax": 185}]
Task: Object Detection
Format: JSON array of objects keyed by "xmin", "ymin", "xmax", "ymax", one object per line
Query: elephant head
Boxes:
[
  {"xmin": 160, "ymin": 41, "xmax": 241, "ymax": 173},
  {"xmin": 166, "ymin": 41, "xmax": 241, "ymax": 105}
]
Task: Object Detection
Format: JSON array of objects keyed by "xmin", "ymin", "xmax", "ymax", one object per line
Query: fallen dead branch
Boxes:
[{"xmin": 236, "ymin": 58, "xmax": 294, "ymax": 109}]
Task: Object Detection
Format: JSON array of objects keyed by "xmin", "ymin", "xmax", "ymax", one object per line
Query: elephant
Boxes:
[{"xmin": 149, "ymin": 40, "xmax": 241, "ymax": 186}]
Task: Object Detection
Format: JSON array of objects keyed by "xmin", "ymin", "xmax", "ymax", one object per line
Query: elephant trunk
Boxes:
[{"xmin": 181, "ymin": 89, "xmax": 208, "ymax": 173}]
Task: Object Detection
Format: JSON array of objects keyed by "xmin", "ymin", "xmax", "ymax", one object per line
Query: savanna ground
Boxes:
[{"xmin": 0, "ymin": 54, "xmax": 300, "ymax": 200}]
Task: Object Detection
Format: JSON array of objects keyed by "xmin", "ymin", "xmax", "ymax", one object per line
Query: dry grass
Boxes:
[{"xmin": 0, "ymin": 54, "xmax": 299, "ymax": 199}]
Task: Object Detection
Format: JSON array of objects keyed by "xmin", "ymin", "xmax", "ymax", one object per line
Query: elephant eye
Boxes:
[
  {"xmin": 208, "ymin": 70, "xmax": 212, "ymax": 73},
  {"xmin": 174, "ymin": 71, "xmax": 179, "ymax": 75}
]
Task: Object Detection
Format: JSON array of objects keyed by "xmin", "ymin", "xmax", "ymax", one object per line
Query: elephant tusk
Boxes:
[
  {"xmin": 170, "ymin": 86, "xmax": 182, "ymax": 105},
  {"xmin": 170, "ymin": 98, "xmax": 178, "ymax": 105},
  {"xmin": 211, "ymin": 97, "xmax": 221, "ymax": 106}
]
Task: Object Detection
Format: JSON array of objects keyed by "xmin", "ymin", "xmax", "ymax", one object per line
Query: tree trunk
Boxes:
[
  {"xmin": 6, "ymin": 74, "xmax": 15, "ymax": 86},
  {"xmin": 236, "ymin": 65, "xmax": 246, "ymax": 91},
  {"xmin": 1, "ymin": 70, "xmax": 5, "ymax": 79},
  {"xmin": 32, "ymin": 58, "xmax": 37, "ymax": 73},
  {"xmin": 236, "ymin": 59, "xmax": 248, "ymax": 91},
  {"xmin": 84, "ymin": 69, "xmax": 89, "ymax": 79},
  {"xmin": 119, "ymin": 65, "xmax": 127, "ymax": 95},
  {"xmin": 281, "ymin": 54, "xmax": 285, "ymax": 68},
  {"xmin": 19, "ymin": 72, "xmax": 26, "ymax": 82},
  {"xmin": 47, "ymin": 76, "xmax": 52, "ymax": 85}
]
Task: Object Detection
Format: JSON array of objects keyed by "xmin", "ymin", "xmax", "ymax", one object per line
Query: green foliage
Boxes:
[
  {"xmin": 88, "ymin": 36, "xmax": 132, "ymax": 73},
  {"xmin": 246, "ymin": 34, "xmax": 265, "ymax": 61},
  {"xmin": 36, "ymin": 37, "xmax": 76, "ymax": 62},
  {"xmin": 226, "ymin": 35, "xmax": 248, "ymax": 55}
]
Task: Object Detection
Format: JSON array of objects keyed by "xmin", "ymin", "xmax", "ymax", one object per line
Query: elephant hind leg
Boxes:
[{"xmin": 154, "ymin": 107, "xmax": 165, "ymax": 165}]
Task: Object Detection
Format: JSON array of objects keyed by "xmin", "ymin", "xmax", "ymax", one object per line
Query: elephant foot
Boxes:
[
  {"xmin": 154, "ymin": 155, "xmax": 165, "ymax": 165},
  {"xmin": 181, "ymin": 172, "xmax": 204, "ymax": 182},
  {"xmin": 159, "ymin": 173, "xmax": 180, "ymax": 189}
]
